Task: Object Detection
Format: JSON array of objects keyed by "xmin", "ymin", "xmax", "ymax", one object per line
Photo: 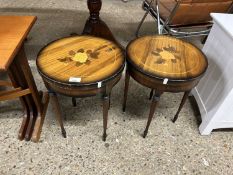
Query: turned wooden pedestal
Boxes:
[
  {"xmin": 123, "ymin": 35, "xmax": 208, "ymax": 138},
  {"xmin": 37, "ymin": 36, "xmax": 125, "ymax": 141},
  {"xmin": 83, "ymin": 0, "xmax": 118, "ymax": 43}
]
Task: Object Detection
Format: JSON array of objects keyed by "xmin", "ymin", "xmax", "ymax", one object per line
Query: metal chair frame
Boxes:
[{"xmin": 135, "ymin": 0, "xmax": 229, "ymax": 38}]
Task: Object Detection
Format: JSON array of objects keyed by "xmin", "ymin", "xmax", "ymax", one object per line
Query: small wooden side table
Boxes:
[
  {"xmin": 123, "ymin": 35, "xmax": 208, "ymax": 138},
  {"xmin": 37, "ymin": 36, "xmax": 125, "ymax": 141},
  {"xmin": 0, "ymin": 16, "xmax": 49, "ymax": 142}
]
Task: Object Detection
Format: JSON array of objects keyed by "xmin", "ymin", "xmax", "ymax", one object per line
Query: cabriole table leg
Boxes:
[
  {"xmin": 102, "ymin": 91, "xmax": 110, "ymax": 142},
  {"xmin": 51, "ymin": 92, "xmax": 67, "ymax": 138},
  {"xmin": 122, "ymin": 68, "xmax": 130, "ymax": 112},
  {"xmin": 172, "ymin": 90, "xmax": 191, "ymax": 123},
  {"xmin": 143, "ymin": 91, "xmax": 162, "ymax": 138}
]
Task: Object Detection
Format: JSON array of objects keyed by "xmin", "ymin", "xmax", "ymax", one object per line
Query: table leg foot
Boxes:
[
  {"xmin": 31, "ymin": 92, "xmax": 50, "ymax": 142},
  {"xmin": 143, "ymin": 130, "xmax": 148, "ymax": 138},
  {"xmin": 172, "ymin": 91, "xmax": 190, "ymax": 123},
  {"xmin": 143, "ymin": 92, "xmax": 161, "ymax": 138},
  {"xmin": 31, "ymin": 114, "xmax": 42, "ymax": 142},
  {"xmin": 61, "ymin": 128, "xmax": 67, "ymax": 138},
  {"xmin": 172, "ymin": 114, "xmax": 179, "ymax": 123},
  {"xmin": 18, "ymin": 97, "xmax": 30, "ymax": 141},
  {"xmin": 51, "ymin": 93, "xmax": 67, "ymax": 138},
  {"xmin": 18, "ymin": 112, "xmax": 30, "ymax": 140},
  {"xmin": 24, "ymin": 110, "xmax": 36, "ymax": 141},
  {"xmin": 102, "ymin": 133, "xmax": 107, "ymax": 142}
]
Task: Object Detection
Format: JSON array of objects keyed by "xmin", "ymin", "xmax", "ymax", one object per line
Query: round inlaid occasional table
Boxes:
[
  {"xmin": 37, "ymin": 36, "xmax": 125, "ymax": 141},
  {"xmin": 123, "ymin": 35, "xmax": 208, "ymax": 138}
]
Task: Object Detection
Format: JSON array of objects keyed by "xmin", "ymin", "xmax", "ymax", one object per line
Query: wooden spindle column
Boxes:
[{"xmin": 83, "ymin": 0, "xmax": 118, "ymax": 43}]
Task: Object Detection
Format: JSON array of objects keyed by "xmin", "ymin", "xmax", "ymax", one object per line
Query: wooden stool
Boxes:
[
  {"xmin": 37, "ymin": 36, "xmax": 125, "ymax": 141},
  {"xmin": 123, "ymin": 35, "xmax": 208, "ymax": 138}
]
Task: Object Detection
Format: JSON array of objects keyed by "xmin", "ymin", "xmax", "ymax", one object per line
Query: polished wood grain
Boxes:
[
  {"xmin": 37, "ymin": 36, "xmax": 124, "ymax": 141},
  {"xmin": 37, "ymin": 36, "xmax": 124, "ymax": 84},
  {"xmin": 124, "ymin": 35, "xmax": 208, "ymax": 138},
  {"xmin": 0, "ymin": 88, "xmax": 31, "ymax": 101},
  {"xmin": 0, "ymin": 16, "xmax": 36, "ymax": 71},
  {"xmin": 127, "ymin": 35, "xmax": 208, "ymax": 80}
]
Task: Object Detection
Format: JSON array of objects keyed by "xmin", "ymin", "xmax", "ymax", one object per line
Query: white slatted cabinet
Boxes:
[{"xmin": 192, "ymin": 13, "xmax": 233, "ymax": 135}]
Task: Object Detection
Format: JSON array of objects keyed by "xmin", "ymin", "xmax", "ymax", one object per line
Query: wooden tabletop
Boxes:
[
  {"xmin": 0, "ymin": 16, "xmax": 36, "ymax": 71},
  {"xmin": 37, "ymin": 36, "xmax": 124, "ymax": 85},
  {"xmin": 127, "ymin": 35, "xmax": 208, "ymax": 81}
]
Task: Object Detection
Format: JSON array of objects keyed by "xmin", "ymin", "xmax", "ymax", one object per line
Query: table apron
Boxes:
[
  {"xmin": 128, "ymin": 66, "xmax": 199, "ymax": 92},
  {"xmin": 42, "ymin": 73, "xmax": 122, "ymax": 98}
]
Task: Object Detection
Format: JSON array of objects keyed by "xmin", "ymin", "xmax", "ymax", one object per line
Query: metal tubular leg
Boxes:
[
  {"xmin": 135, "ymin": 0, "xmax": 154, "ymax": 37},
  {"xmin": 155, "ymin": 0, "xmax": 161, "ymax": 34}
]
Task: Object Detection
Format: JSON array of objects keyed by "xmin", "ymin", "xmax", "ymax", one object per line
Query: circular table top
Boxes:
[
  {"xmin": 127, "ymin": 35, "xmax": 208, "ymax": 81},
  {"xmin": 37, "ymin": 36, "xmax": 124, "ymax": 85}
]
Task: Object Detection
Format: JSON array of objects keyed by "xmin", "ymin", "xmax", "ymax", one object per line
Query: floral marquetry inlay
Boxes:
[
  {"xmin": 57, "ymin": 44, "xmax": 116, "ymax": 66},
  {"xmin": 152, "ymin": 46, "xmax": 181, "ymax": 65},
  {"xmin": 37, "ymin": 36, "xmax": 124, "ymax": 84},
  {"xmin": 127, "ymin": 35, "xmax": 208, "ymax": 80}
]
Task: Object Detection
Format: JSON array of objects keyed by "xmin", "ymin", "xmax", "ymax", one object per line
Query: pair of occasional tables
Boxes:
[
  {"xmin": 36, "ymin": 34, "xmax": 207, "ymax": 140},
  {"xmin": 0, "ymin": 0, "xmax": 208, "ymax": 142}
]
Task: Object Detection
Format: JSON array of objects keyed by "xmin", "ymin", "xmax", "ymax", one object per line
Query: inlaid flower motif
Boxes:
[
  {"xmin": 57, "ymin": 45, "xmax": 116, "ymax": 67},
  {"xmin": 152, "ymin": 46, "xmax": 181, "ymax": 65},
  {"xmin": 58, "ymin": 49, "xmax": 91, "ymax": 66},
  {"xmin": 72, "ymin": 52, "xmax": 88, "ymax": 63}
]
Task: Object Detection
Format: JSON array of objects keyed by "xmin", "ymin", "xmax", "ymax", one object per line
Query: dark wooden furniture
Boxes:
[
  {"xmin": 37, "ymin": 35, "xmax": 125, "ymax": 141},
  {"xmin": 123, "ymin": 35, "xmax": 208, "ymax": 138},
  {"xmin": 0, "ymin": 16, "xmax": 49, "ymax": 142},
  {"xmin": 82, "ymin": 0, "xmax": 118, "ymax": 43}
]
